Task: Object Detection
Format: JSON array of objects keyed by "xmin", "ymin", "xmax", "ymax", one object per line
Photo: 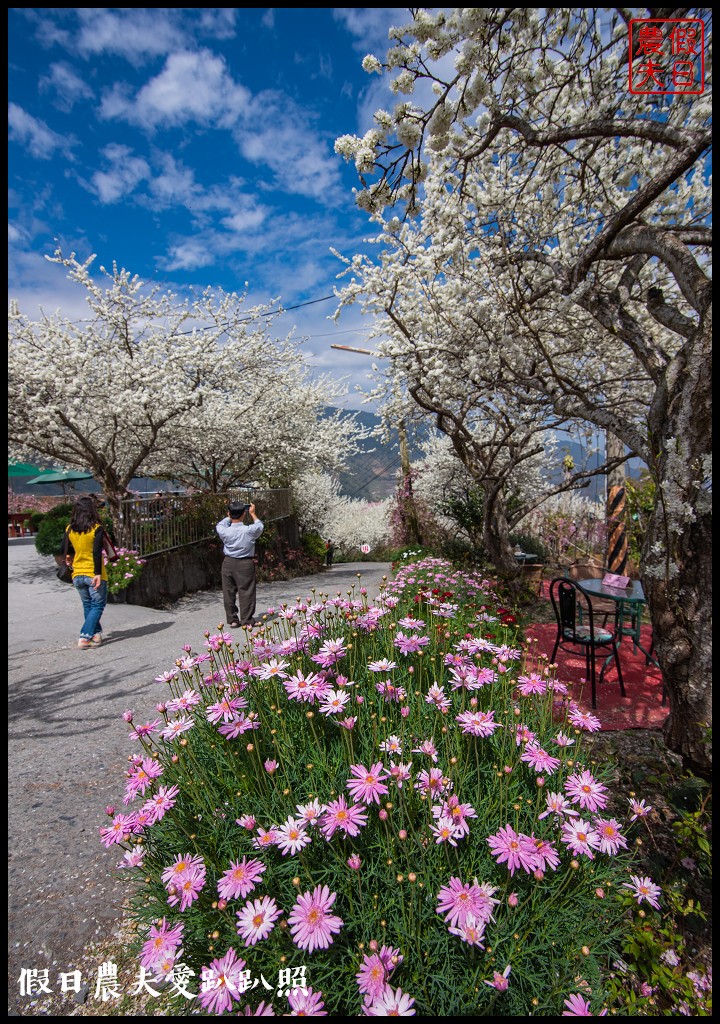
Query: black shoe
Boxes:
[{"xmin": 229, "ymin": 620, "xmax": 241, "ymax": 628}]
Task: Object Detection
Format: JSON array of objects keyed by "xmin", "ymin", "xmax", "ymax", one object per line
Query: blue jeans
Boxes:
[{"xmin": 74, "ymin": 577, "xmax": 108, "ymax": 639}]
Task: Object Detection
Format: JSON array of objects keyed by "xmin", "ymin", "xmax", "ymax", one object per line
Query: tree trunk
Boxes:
[
  {"xmin": 482, "ymin": 486, "xmax": 522, "ymax": 590},
  {"xmin": 642, "ymin": 313, "xmax": 712, "ymax": 778}
]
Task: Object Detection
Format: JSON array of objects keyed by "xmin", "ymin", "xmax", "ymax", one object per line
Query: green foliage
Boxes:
[
  {"xmin": 441, "ymin": 487, "xmax": 484, "ymax": 545},
  {"xmin": 34, "ymin": 502, "xmax": 74, "ymax": 555},
  {"xmin": 105, "ymin": 557, "xmax": 639, "ymax": 1016},
  {"xmin": 29, "ymin": 510, "xmax": 46, "ymax": 532},
  {"xmin": 509, "ymin": 532, "xmax": 548, "ymax": 562},
  {"xmin": 301, "ymin": 531, "xmax": 327, "ymax": 562},
  {"xmin": 624, "ymin": 474, "xmax": 656, "ymax": 564}
]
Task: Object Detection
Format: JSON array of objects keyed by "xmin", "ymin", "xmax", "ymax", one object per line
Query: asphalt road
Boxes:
[{"xmin": 7, "ymin": 540, "xmax": 392, "ymax": 1014}]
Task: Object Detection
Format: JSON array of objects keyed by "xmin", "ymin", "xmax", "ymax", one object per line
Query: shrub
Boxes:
[
  {"xmin": 100, "ymin": 557, "xmax": 650, "ymax": 1016},
  {"xmin": 29, "ymin": 510, "xmax": 46, "ymax": 533},
  {"xmin": 34, "ymin": 502, "xmax": 74, "ymax": 555},
  {"xmin": 509, "ymin": 532, "xmax": 548, "ymax": 562},
  {"xmin": 301, "ymin": 531, "xmax": 327, "ymax": 562}
]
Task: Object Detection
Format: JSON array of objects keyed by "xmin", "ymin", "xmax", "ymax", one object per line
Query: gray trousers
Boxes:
[{"xmin": 221, "ymin": 557, "xmax": 257, "ymax": 625}]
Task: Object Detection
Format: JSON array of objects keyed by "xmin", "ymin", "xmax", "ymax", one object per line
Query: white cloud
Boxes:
[
  {"xmin": 39, "ymin": 62, "xmax": 94, "ymax": 111},
  {"xmin": 332, "ymin": 8, "xmax": 409, "ymax": 52},
  {"xmin": 237, "ymin": 97, "xmax": 343, "ymax": 203},
  {"xmin": 99, "ymin": 49, "xmax": 250, "ymax": 130},
  {"xmin": 74, "ymin": 9, "xmax": 189, "ymax": 63},
  {"xmin": 8, "ymin": 103, "xmax": 71, "ymax": 160},
  {"xmin": 221, "ymin": 205, "xmax": 269, "ymax": 233},
  {"xmin": 163, "ymin": 238, "xmax": 217, "ymax": 271},
  {"xmin": 90, "ymin": 144, "xmax": 151, "ymax": 203}
]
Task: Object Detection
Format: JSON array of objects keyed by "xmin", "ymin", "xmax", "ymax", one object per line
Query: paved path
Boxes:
[{"xmin": 7, "ymin": 540, "xmax": 392, "ymax": 1014}]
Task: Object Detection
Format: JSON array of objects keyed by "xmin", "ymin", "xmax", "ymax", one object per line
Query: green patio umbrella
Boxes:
[
  {"xmin": 26, "ymin": 470, "xmax": 95, "ymax": 485},
  {"xmin": 25, "ymin": 469, "xmax": 96, "ymax": 496}
]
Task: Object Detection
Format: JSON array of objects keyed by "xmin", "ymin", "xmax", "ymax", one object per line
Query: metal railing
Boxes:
[{"xmin": 117, "ymin": 488, "xmax": 292, "ymax": 556}]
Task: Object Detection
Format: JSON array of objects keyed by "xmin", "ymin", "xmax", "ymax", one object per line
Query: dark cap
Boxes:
[{"xmin": 228, "ymin": 502, "xmax": 248, "ymax": 517}]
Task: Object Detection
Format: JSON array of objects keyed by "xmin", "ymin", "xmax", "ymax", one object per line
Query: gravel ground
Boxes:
[{"xmin": 7, "ymin": 540, "xmax": 391, "ymax": 1016}]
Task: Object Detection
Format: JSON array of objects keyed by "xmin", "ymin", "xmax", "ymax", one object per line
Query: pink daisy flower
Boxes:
[
  {"xmin": 256, "ymin": 658, "xmax": 290, "ymax": 680},
  {"xmin": 593, "ymin": 817, "xmax": 628, "ymax": 855},
  {"xmin": 622, "ymin": 874, "xmax": 662, "ymax": 910},
  {"xmin": 433, "ymin": 795, "xmax": 477, "ymax": 836},
  {"xmin": 356, "ymin": 953, "xmax": 389, "ymax": 999},
  {"xmin": 167, "ymin": 865, "xmax": 206, "ymax": 911},
  {"xmin": 160, "ymin": 852, "xmax": 205, "ymax": 887},
  {"xmin": 628, "ymin": 798, "xmax": 653, "ymax": 821},
  {"xmin": 125, "ymin": 756, "xmax": 164, "ymax": 799},
  {"xmin": 141, "ymin": 784, "xmax": 180, "ymax": 825},
  {"xmin": 207, "ymin": 695, "xmax": 247, "ymax": 724},
  {"xmin": 455, "ymin": 709, "xmax": 500, "ymax": 738},
  {"xmin": 218, "ymin": 713, "xmax": 259, "ymax": 738},
  {"xmin": 346, "ymin": 762, "xmax": 390, "ymax": 805},
  {"xmin": 198, "ymin": 947, "xmax": 247, "ymax": 1015},
  {"xmin": 140, "ymin": 917, "xmax": 184, "ymax": 972},
  {"xmin": 436, "ymin": 877, "xmax": 488, "ymax": 929},
  {"xmin": 521, "ymin": 743, "xmax": 561, "ymax": 775},
  {"xmin": 565, "ymin": 770, "xmax": 609, "ymax": 813},
  {"xmin": 252, "ymin": 827, "xmax": 279, "ymax": 851},
  {"xmin": 394, "ymin": 631, "xmax": 430, "ymax": 655},
  {"xmin": 516, "ymin": 672, "xmax": 547, "ymax": 696},
  {"xmin": 318, "ymin": 689, "xmax": 351, "ymax": 716},
  {"xmin": 217, "ymin": 857, "xmax": 266, "ymax": 901},
  {"xmin": 562, "ymin": 992, "xmax": 602, "ymax": 1015},
  {"xmin": 287, "ymin": 987, "xmax": 327, "ymax": 1015},
  {"xmin": 449, "ymin": 914, "xmax": 487, "ymax": 948},
  {"xmin": 320, "ymin": 795, "xmax": 368, "ymax": 840},
  {"xmin": 99, "ymin": 813, "xmax": 136, "ymax": 847},
  {"xmin": 567, "ymin": 706, "xmax": 602, "ymax": 732},
  {"xmin": 538, "ymin": 791, "xmax": 580, "ymax": 820},
  {"xmin": 159, "ymin": 716, "xmax": 195, "ymax": 741},
  {"xmin": 235, "ymin": 895, "xmax": 282, "ymax": 946},
  {"xmin": 560, "ymin": 819, "xmax": 602, "ymax": 860},
  {"xmin": 388, "ymin": 761, "xmax": 413, "ymax": 789},
  {"xmin": 364, "ymin": 985, "xmax": 416, "ymax": 1016},
  {"xmin": 431, "ymin": 817, "xmax": 463, "ymax": 846},
  {"xmin": 415, "ymin": 767, "xmax": 450, "ymax": 799},
  {"xmin": 528, "ymin": 835, "xmax": 561, "ymax": 872},
  {"xmin": 412, "ymin": 739, "xmax": 438, "ymax": 762},
  {"xmin": 367, "ymin": 657, "xmax": 398, "ymax": 673},
  {"xmin": 165, "ymin": 688, "xmax": 202, "ymax": 712},
  {"xmin": 485, "ymin": 965, "xmax": 511, "ymax": 991},
  {"xmin": 487, "ymin": 825, "xmax": 538, "ymax": 875},
  {"xmin": 287, "ymin": 885, "xmax": 343, "ymax": 953},
  {"xmin": 275, "ymin": 817, "xmax": 312, "ymax": 856},
  {"xmin": 296, "ymin": 799, "xmax": 323, "ymax": 826}
]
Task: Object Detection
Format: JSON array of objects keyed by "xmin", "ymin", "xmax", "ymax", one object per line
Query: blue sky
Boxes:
[{"xmin": 8, "ymin": 8, "xmax": 408, "ymax": 408}]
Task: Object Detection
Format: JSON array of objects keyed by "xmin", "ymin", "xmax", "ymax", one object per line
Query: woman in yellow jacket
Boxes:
[{"xmin": 60, "ymin": 495, "xmax": 109, "ymax": 648}]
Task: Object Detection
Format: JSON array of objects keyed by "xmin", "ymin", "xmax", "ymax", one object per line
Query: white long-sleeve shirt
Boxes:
[{"xmin": 216, "ymin": 517, "xmax": 264, "ymax": 558}]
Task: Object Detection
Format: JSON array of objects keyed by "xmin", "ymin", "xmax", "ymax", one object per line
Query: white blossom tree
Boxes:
[
  {"xmin": 335, "ymin": 9, "xmax": 712, "ymax": 773},
  {"xmin": 9, "ymin": 251, "xmax": 365, "ymax": 529},
  {"xmin": 146, "ymin": 365, "xmax": 366, "ymax": 492},
  {"xmin": 293, "ymin": 470, "xmax": 392, "ymax": 552}
]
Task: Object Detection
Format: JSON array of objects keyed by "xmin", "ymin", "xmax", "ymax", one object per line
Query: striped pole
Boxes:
[{"xmin": 605, "ymin": 434, "xmax": 627, "ymax": 574}]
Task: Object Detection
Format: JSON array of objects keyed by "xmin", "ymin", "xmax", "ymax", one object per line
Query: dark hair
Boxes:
[
  {"xmin": 69, "ymin": 495, "xmax": 102, "ymax": 534},
  {"xmin": 228, "ymin": 502, "xmax": 248, "ymax": 518}
]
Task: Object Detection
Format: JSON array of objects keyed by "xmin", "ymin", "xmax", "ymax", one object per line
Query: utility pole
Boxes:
[{"xmin": 330, "ymin": 344, "xmax": 423, "ymax": 546}]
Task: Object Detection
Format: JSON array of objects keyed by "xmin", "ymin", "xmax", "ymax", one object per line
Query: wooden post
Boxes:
[{"xmin": 605, "ymin": 433, "xmax": 628, "ymax": 574}]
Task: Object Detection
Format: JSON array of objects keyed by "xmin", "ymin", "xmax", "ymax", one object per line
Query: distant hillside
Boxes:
[
  {"xmin": 328, "ymin": 409, "xmax": 646, "ymax": 505},
  {"xmin": 331, "ymin": 409, "xmax": 406, "ymax": 501}
]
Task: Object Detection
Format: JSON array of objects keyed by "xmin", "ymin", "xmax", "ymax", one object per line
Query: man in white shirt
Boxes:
[{"xmin": 216, "ymin": 501, "xmax": 264, "ymax": 628}]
